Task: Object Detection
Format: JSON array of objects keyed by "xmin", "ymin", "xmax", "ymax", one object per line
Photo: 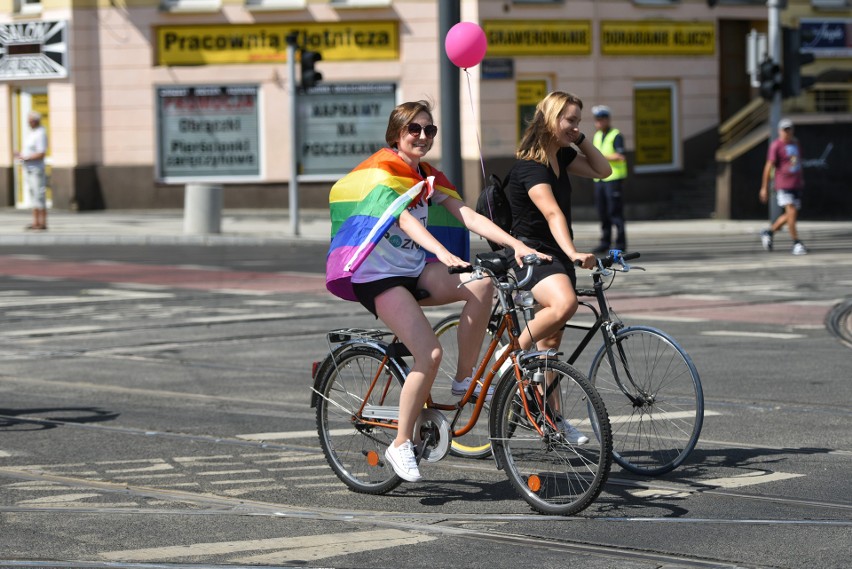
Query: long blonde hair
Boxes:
[{"xmin": 516, "ymin": 91, "xmax": 584, "ymax": 165}]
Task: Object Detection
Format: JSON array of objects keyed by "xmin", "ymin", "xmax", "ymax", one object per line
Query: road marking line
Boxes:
[
  {"xmin": 700, "ymin": 471, "xmax": 804, "ymax": 489},
  {"xmin": 237, "ymin": 429, "xmax": 337, "ymax": 441},
  {"xmin": 581, "ymin": 409, "xmax": 720, "ymax": 428},
  {"xmin": 99, "ymin": 530, "xmax": 436, "ymax": 562},
  {"xmin": 3, "ymin": 325, "xmax": 104, "ymax": 336},
  {"xmin": 17, "ymin": 493, "xmax": 102, "ymax": 505},
  {"xmin": 622, "ymin": 314, "xmax": 708, "ymax": 323},
  {"xmin": 629, "ymin": 489, "xmax": 691, "ymax": 499},
  {"xmin": 209, "ymin": 478, "xmax": 276, "ymax": 485},
  {"xmin": 701, "ymin": 330, "xmax": 805, "ymax": 340},
  {"xmin": 235, "ymin": 530, "xmax": 436, "ymax": 564},
  {"xmin": 196, "ymin": 469, "xmax": 260, "ymax": 476}
]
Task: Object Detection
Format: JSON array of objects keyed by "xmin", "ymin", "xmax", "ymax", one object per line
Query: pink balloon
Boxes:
[{"xmin": 445, "ymin": 22, "xmax": 487, "ymax": 69}]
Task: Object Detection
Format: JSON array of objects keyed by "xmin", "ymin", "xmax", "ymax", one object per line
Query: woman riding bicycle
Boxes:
[
  {"xmin": 504, "ymin": 91, "xmax": 612, "ymax": 444},
  {"xmin": 325, "ymin": 100, "xmax": 548, "ymax": 482}
]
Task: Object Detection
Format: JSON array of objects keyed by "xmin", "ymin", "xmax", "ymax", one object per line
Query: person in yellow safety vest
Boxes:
[{"xmin": 591, "ymin": 105, "xmax": 628, "ymax": 254}]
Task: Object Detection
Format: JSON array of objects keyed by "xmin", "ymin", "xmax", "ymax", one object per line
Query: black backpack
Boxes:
[{"xmin": 475, "ymin": 173, "xmax": 512, "ymax": 251}]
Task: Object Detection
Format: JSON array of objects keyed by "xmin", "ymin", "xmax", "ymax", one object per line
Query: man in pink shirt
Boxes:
[{"xmin": 759, "ymin": 118, "xmax": 807, "ymax": 255}]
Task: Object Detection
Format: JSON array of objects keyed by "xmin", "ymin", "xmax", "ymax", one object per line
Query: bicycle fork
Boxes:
[{"xmin": 603, "ymin": 323, "xmax": 655, "ymax": 408}]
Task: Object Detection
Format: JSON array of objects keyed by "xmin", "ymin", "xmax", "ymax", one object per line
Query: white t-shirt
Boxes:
[
  {"xmin": 23, "ymin": 126, "xmax": 47, "ymax": 169},
  {"xmin": 352, "ymin": 191, "xmax": 449, "ymax": 283}
]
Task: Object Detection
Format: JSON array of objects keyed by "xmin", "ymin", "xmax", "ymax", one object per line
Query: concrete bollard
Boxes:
[{"xmin": 183, "ymin": 183, "xmax": 223, "ymax": 235}]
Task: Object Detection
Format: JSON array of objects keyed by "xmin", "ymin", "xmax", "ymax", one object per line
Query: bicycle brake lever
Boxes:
[{"xmin": 457, "ymin": 268, "xmax": 485, "ymax": 288}]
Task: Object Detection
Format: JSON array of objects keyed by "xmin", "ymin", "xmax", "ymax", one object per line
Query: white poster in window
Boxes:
[
  {"xmin": 157, "ymin": 85, "xmax": 261, "ymax": 182},
  {"xmin": 298, "ymin": 83, "xmax": 396, "ymax": 176}
]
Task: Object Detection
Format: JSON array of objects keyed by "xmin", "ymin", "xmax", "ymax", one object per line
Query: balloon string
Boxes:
[{"xmin": 463, "ymin": 68, "xmax": 487, "ymax": 184}]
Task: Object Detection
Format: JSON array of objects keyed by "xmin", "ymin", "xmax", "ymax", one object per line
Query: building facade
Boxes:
[{"xmin": 1, "ymin": 0, "xmax": 849, "ymax": 218}]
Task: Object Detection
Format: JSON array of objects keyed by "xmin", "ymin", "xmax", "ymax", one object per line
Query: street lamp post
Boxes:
[
  {"xmin": 767, "ymin": 0, "xmax": 783, "ymax": 223},
  {"xmin": 286, "ymin": 34, "xmax": 300, "ymax": 236}
]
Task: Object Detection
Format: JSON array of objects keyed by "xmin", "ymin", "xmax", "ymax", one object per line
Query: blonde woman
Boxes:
[{"xmin": 504, "ymin": 91, "xmax": 612, "ymax": 444}]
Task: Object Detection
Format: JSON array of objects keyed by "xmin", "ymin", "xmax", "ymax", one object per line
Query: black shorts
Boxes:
[
  {"xmin": 352, "ymin": 276, "xmax": 420, "ymax": 318},
  {"xmin": 515, "ymin": 238, "xmax": 577, "ymax": 291}
]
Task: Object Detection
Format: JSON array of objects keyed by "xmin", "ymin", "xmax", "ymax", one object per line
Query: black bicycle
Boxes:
[{"xmin": 434, "ymin": 250, "xmax": 704, "ymax": 476}]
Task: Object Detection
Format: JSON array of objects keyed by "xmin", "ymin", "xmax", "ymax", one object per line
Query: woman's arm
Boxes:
[
  {"xmin": 566, "ymin": 137, "xmax": 612, "ymax": 179},
  {"xmin": 397, "ymin": 209, "xmax": 470, "ymax": 268},
  {"xmin": 527, "ymin": 183, "xmax": 596, "ymax": 269},
  {"xmin": 441, "ymin": 197, "xmax": 549, "ymax": 266}
]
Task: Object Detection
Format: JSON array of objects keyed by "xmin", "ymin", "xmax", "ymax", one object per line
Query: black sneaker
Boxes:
[{"xmin": 760, "ymin": 230, "xmax": 773, "ymax": 252}]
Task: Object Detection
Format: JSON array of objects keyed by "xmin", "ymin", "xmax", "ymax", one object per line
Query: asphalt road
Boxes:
[{"xmin": 0, "ymin": 230, "xmax": 850, "ymax": 569}]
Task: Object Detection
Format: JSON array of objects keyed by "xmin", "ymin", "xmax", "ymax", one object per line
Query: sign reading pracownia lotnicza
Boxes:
[{"xmin": 156, "ymin": 21, "xmax": 399, "ymax": 66}]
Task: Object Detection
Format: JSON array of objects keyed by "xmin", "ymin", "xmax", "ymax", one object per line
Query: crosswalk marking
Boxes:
[{"xmin": 98, "ymin": 530, "xmax": 436, "ymax": 562}]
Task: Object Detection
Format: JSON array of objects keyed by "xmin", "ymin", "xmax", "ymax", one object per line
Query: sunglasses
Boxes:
[{"xmin": 407, "ymin": 123, "xmax": 438, "ymax": 138}]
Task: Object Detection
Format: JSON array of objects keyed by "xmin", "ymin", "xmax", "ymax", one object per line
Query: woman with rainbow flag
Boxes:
[{"xmin": 326, "ymin": 100, "xmax": 547, "ymax": 482}]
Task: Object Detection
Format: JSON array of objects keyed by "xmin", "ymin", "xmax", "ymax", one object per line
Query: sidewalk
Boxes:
[{"xmin": 0, "ymin": 207, "xmax": 845, "ymax": 246}]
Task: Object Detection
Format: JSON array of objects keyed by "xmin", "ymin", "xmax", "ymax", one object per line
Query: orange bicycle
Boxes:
[{"xmin": 311, "ymin": 251, "xmax": 612, "ymax": 515}]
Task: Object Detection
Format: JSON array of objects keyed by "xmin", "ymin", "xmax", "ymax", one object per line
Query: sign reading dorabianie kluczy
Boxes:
[
  {"xmin": 0, "ymin": 20, "xmax": 68, "ymax": 80},
  {"xmin": 156, "ymin": 85, "xmax": 261, "ymax": 182}
]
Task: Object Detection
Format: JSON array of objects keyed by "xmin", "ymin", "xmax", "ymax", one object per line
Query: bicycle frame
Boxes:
[
  {"xmin": 316, "ymin": 255, "xmax": 557, "ymax": 443},
  {"xmin": 565, "ymin": 270, "xmax": 649, "ymax": 407}
]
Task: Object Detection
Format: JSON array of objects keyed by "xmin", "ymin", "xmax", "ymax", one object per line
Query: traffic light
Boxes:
[
  {"xmin": 300, "ymin": 50, "xmax": 323, "ymax": 89},
  {"xmin": 781, "ymin": 27, "xmax": 816, "ymax": 98},
  {"xmin": 758, "ymin": 58, "xmax": 781, "ymax": 101}
]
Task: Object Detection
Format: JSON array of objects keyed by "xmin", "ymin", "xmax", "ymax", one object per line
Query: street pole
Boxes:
[
  {"xmin": 767, "ymin": 0, "xmax": 783, "ymax": 223},
  {"xmin": 438, "ymin": 0, "xmax": 462, "ymax": 197},
  {"xmin": 286, "ymin": 36, "xmax": 300, "ymax": 236}
]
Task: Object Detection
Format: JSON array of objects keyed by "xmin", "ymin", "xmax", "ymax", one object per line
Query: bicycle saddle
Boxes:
[{"xmin": 475, "ymin": 251, "xmax": 514, "ymax": 275}]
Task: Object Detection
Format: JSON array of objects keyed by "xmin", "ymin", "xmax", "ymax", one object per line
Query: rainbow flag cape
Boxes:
[{"xmin": 326, "ymin": 148, "xmax": 470, "ymax": 301}]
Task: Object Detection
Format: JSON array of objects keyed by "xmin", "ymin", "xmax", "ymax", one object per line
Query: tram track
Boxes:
[
  {"xmin": 0, "ymin": 466, "xmax": 846, "ymax": 569},
  {"xmin": 1, "ymin": 412, "xmax": 851, "ymax": 516}
]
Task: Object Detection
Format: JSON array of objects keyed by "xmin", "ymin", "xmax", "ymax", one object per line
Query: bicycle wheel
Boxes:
[
  {"xmin": 315, "ymin": 345, "xmax": 406, "ymax": 494},
  {"xmin": 433, "ymin": 314, "xmax": 501, "ymax": 459},
  {"xmin": 588, "ymin": 326, "xmax": 704, "ymax": 476},
  {"xmin": 490, "ymin": 360, "xmax": 612, "ymax": 516}
]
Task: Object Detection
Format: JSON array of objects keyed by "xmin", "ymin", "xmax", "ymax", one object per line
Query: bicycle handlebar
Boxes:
[{"xmin": 450, "ymin": 252, "xmax": 548, "ymax": 292}]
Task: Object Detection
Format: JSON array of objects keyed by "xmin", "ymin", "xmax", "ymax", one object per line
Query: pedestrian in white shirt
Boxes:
[{"xmin": 14, "ymin": 111, "xmax": 49, "ymax": 230}]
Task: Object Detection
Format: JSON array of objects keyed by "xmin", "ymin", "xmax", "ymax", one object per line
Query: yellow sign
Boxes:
[
  {"xmin": 634, "ymin": 87, "xmax": 674, "ymax": 167},
  {"xmin": 484, "ymin": 21, "xmax": 592, "ymax": 56},
  {"xmin": 156, "ymin": 22, "xmax": 399, "ymax": 66},
  {"xmin": 601, "ymin": 21, "xmax": 715, "ymax": 56},
  {"xmin": 517, "ymin": 80, "xmax": 549, "ymax": 142}
]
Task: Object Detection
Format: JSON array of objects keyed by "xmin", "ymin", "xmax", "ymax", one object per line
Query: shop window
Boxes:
[
  {"xmin": 811, "ymin": 0, "xmax": 849, "ymax": 9},
  {"xmin": 160, "ymin": 0, "xmax": 222, "ymax": 13},
  {"xmin": 246, "ymin": 0, "xmax": 304, "ymax": 9},
  {"xmin": 329, "ymin": 0, "xmax": 391, "ymax": 7},
  {"xmin": 633, "ymin": 0, "xmax": 680, "ymax": 5},
  {"xmin": 815, "ymin": 89, "xmax": 850, "ymax": 113},
  {"xmin": 14, "ymin": 0, "xmax": 42, "ymax": 15}
]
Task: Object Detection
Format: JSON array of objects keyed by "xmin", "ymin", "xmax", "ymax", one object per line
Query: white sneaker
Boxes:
[
  {"xmin": 495, "ymin": 344, "xmax": 513, "ymax": 379},
  {"xmin": 792, "ymin": 241, "xmax": 808, "ymax": 255},
  {"xmin": 556, "ymin": 417, "xmax": 590, "ymax": 445},
  {"xmin": 451, "ymin": 376, "xmax": 494, "ymax": 401},
  {"xmin": 384, "ymin": 440, "xmax": 422, "ymax": 482}
]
